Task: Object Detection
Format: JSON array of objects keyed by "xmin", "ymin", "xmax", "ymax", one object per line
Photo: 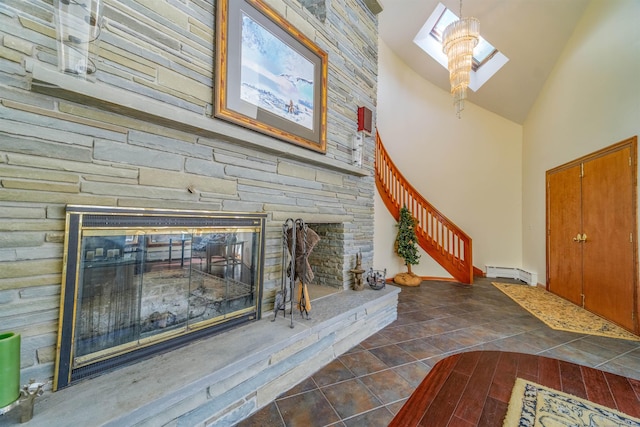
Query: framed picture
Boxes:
[{"xmin": 215, "ymin": 0, "xmax": 328, "ymax": 153}]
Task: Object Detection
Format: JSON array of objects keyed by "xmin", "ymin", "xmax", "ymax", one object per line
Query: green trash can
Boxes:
[{"xmin": 0, "ymin": 332, "xmax": 20, "ymax": 408}]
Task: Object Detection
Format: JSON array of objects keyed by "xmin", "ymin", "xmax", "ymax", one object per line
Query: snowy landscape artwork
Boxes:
[{"xmin": 240, "ymin": 13, "xmax": 315, "ymax": 131}]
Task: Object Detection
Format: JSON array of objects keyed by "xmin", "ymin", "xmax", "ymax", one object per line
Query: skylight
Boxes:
[{"xmin": 414, "ymin": 3, "xmax": 508, "ymax": 91}]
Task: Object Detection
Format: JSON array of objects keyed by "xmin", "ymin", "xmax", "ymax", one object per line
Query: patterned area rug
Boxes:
[
  {"xmin": 503, "ymin": 377, "xmax": 640, "ymax": 426},
  {"xmin": 493, "ymin": 282, "xmax": 640, "ymax": 341}
]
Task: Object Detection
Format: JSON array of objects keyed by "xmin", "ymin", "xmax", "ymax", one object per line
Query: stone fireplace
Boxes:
[
  {"xmin": 23, "ymin": 208, "xmax": 401, "ymax": 427},
  {"xmin": 54, "ymin": 205, "xmax": 266, "ymax": 390},
  {"xmin": 0, "ymin": 0, "xmax": 380, "ymax": 423}
]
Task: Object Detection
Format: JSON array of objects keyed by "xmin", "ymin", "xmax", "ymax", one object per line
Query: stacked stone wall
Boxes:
[{"xmin": 0, "ymin": 0, "xmax": 377, "ymax": 386}]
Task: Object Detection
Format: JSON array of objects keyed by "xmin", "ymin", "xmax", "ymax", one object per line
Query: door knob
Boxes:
[{"xmin": 573, "ymin": 233, "xmax": 587, "ymax": 242}]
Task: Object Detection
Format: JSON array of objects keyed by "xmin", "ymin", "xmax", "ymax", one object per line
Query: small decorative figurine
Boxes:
[{"xmin": 350, "ymin": 252, "xmax": 366, "ymax": 291}]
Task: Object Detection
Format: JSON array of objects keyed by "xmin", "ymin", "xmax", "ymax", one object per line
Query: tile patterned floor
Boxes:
[{"xmin": 237, "ymin": 278, "xmax": 640, "ymax": 427}]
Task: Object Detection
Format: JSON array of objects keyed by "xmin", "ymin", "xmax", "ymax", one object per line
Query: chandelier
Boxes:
[{"xmin": 442, "ymin": 1, "xmax": 479, "ymax": 118}]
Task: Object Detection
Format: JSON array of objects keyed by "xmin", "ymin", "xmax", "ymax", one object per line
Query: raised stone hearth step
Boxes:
[{"xmin": 14, "ymin": 286, "xmax": 399, "ymax": 427}]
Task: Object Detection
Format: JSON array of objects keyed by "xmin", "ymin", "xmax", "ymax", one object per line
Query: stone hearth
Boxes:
[{"xmin": 10, "ymin": 286, "xmax": 398, "ymax": 426}]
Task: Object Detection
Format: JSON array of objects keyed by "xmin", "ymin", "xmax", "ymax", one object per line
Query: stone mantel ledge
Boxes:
[{"xmin": 24, "ymin": 60, "xmax": 369, "ymax": 177}]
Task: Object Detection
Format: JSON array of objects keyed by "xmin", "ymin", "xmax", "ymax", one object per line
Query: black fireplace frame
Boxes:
[{"xmin": 54, "ymin": 205, "xmax": 266, "ymax": 390}]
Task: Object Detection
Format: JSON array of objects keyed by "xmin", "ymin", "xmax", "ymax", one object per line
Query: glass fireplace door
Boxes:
[
  {"xmin": 72, "ymin": 228, "xmax": 261, "ymax": 367},
  {"xmin": 55, "ymin": 207, "xmax": 266, "ymax": 390}
]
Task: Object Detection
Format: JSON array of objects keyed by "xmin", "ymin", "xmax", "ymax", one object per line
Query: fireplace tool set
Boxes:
[{"xmin": 273, "ymin": 218, "xmax": 319, "ymax": 328}]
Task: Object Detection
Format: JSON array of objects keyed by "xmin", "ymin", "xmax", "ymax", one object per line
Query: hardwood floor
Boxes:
[{"xmin": 389, "ymin": 350, "xmax": 640, "ymax": 426}]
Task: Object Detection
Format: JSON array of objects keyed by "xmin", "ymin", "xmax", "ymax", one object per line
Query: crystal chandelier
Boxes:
[{"xmin": 442, "ymin": 1, "xmax": 479, "ymax": 118}]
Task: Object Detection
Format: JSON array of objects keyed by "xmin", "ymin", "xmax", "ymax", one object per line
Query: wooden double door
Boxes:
[{"xmin": 546, "ymin": 137, "xmax": 638, "ymax": 334}]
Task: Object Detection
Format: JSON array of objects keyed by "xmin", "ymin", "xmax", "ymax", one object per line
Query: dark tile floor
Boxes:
[{"xmin": 237, "ymin": 278, "xmax": 640, "ymax": 427}]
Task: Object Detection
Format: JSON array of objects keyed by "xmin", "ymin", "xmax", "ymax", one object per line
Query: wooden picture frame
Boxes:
[{"xmin": 215, "ymin": 0, "xmax": 328, "ymax": 153}]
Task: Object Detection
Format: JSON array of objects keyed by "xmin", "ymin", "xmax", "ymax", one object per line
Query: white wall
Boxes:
[
  {"xmin": 375, "ymin": 40, "xmax": 523, "ymax": 279},
  {"xmin": 522, "ymin": 0, "xmax": 640, "ymax": 282}
]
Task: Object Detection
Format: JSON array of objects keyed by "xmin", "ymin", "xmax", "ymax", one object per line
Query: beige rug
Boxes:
[
  {"xmin": 503, "ymin": 377, "xmax": 640, "ymax": 426},
  {"xmin": 493, "ymin": 282, "xmax": 640, "ymax": 341}
]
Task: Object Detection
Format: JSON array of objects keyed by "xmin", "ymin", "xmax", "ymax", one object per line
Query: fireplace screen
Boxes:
[{"xmin": 54, "ymin": 206, "xmax": 266, "ymax": 390}]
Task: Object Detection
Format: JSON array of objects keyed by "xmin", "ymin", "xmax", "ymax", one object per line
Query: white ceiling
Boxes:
[{"xmin": 378, "ymin": 0, "xmax": 591, "ymax": 124}]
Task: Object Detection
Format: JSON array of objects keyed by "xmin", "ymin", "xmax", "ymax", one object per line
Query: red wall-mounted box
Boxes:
[{"xmin": 357, "ymin": 106, "xmax": 372, "ymax": 135}]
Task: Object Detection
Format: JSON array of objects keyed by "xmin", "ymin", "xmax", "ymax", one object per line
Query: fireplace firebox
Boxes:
[{"xmin": 54, "ymin": 206, "xmax": 266, "ymax": 390}]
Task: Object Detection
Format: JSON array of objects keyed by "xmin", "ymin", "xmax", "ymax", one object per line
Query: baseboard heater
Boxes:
[{"xmin": 485, "ymin": 266, "xmax": 538, "ymax": 286}]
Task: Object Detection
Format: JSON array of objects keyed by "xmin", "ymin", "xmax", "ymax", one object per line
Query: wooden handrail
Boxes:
[{"xmin": 375, "ymin": 132, "xmax": 473, "ymax": 284}]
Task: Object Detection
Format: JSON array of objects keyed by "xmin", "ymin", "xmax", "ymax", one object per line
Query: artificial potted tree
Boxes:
[{"xmin": 394, "ymin": 206, "xmax": 422, "ymax": 286}]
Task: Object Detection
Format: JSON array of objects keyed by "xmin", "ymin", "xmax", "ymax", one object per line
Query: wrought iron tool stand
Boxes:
[{"xmin": 272, "ymin": 218, "xmax": 311, "ymax": 328}]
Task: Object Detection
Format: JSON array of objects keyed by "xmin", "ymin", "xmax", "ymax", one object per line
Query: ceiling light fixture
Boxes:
[{"xmin": 442, "ymin": 0, "xmax": 479, "ymax": 118}]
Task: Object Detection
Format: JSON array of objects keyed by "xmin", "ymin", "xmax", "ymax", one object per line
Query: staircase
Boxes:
[{"xmin": 375, "ymin": 133, "xmax": 474, "ymax": 284}]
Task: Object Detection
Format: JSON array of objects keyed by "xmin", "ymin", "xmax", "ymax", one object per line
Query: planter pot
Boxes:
[
  {"xmin": 0, "ymin": 332, "xmax": 20, "ymax": 407},
  {"xmin": 393, "ymin": 272, "xmax": 422, "ymax": 287}
]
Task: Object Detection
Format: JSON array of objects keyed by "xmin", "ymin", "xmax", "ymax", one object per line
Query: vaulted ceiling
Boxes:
[{"xmin": 378, "ymin": 0, "xmax": 591, "ymax": 124}]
